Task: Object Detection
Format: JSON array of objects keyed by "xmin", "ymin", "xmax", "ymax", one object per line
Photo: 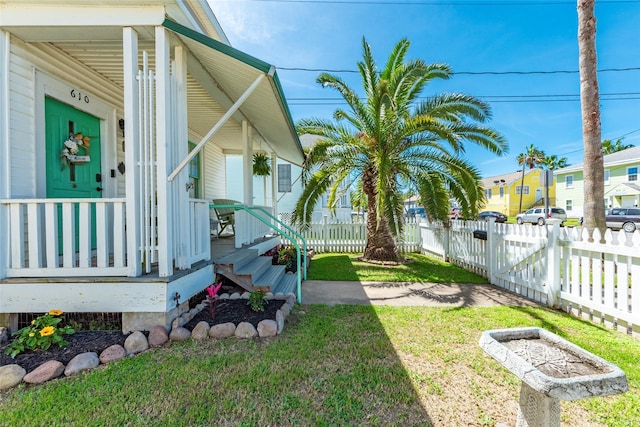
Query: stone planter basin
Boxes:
[{"xmin": 479, "ymin": 327, "xmax": 628, "ymax": 401}]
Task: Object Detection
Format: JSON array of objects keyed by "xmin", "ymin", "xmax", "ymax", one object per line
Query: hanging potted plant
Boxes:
[{"xmin": 252, "ymin": 153, "xmax": 271, "ymax": 176}]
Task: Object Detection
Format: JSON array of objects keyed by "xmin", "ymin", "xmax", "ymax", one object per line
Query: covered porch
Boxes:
[{"xmin": 0, "ymin": 2, "xmax": 304, "ymax": 332}]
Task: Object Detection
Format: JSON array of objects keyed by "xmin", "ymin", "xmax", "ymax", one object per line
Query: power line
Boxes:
[
  {"xmin": 288, "ymin": 92, "xmax": 640, "ymax": 100},
  {"xmin": 287, "ymin": 92, "xmax": 640, "ymax": 105},
  {"xmin": 238, "ymin": 0, "xmax": 638, "ymax": 5},
  {"xmin": 278, "ymin": 66, "xmax": 640, "ymax": 75}
]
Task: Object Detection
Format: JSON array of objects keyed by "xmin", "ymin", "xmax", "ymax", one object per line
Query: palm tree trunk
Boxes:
[
  {"xmin": 361, "ymin": 168, "xmax": 401, "ymax": 262},
  {"xmin": 578, "ymin": 0, "xmax": 605, "ymax": 236}
]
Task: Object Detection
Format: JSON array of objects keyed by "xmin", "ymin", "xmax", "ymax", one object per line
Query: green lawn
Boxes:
[
  {"xmin": 307, "ymin": 252, "xmax": 488, "ymax": 283},
  {"xmin": 1, "ymin": 253, "xmax": 637, "ymax": 426},
  {"xmin": 0, "ymin": 305, "xmax": 637, "ymax": 426}
]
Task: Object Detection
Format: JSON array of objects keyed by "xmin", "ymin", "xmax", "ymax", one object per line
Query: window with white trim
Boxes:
[
  {"xmin": 566, "ymin": 200, "xmax": 573, "ymax": 211},
  {"xmin": 499, "ymin": 187, "xmax": 504, "ymax": 198},
  {"xmin": 515, "ymin": 185, "xmax": 529, "ymax": 195},
  {"xmin": 565, "ymin": 175, "xmax": 574, "ymax": 188},
  {"xmin": 628, "ymin": 166, "xmax": 638, "ymax": 182},
  {"xmin": 604, "ymin": 169, "xmax": 610, "ymax": 185},
  {"xmin": 277, "ymin": 164, "xmax": 291, "ymax": 192},
  {"xmin": 485, "ymin": 189, "xmax": 492, "ymax": 199}
]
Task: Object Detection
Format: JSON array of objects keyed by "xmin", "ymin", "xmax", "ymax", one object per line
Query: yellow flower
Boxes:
[
  {"xmin": 29, "ymin": 333, "xmax": 35, "ymax": 337},
  {"xmin": 31, "ymin": 320, "xmax": 36, "ymax": 325},
  {"xmin": 48, "ymin": 309, "xmax": 63, "ymax": 316},
  {"xmin": 40, "ymin": 326, "xmax": 55, "ymax": 337}
]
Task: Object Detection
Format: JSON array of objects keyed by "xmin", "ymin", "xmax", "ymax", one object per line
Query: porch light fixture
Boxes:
[{"xmin": 119, "ymin": 118, "xmax": 125, "ymax": 137}]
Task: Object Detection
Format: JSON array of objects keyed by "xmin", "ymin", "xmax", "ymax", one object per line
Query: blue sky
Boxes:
[{"xmin": 208, "ymin": 0, "xmax": 640, "ymax": 178}]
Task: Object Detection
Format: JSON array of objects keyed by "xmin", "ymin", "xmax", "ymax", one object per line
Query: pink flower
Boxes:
[{"xmin": 206, "ymin": 282, "xmax": 222, "ymax": 299}]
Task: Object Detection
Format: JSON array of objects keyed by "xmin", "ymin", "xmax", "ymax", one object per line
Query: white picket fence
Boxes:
[
  {"xmin": 420, "ymin": 219, "xmax": 640, "ymax": 335},
  {"xmin": 300, "ymin": 217, "xmax": 422, "ymax": 253}
]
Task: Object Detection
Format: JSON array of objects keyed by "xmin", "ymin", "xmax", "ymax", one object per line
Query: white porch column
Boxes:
[
  {"xmin": 242, "ymin": 120, "xmax": 253, "ymax": 206},
  {"xmin": 123, "ymin": 27, "xmax": 142, "ymax": 277},
  {"xmin": 155, "ymin": 26, "xmax": 173, "ymax": 277},
  {"xmin": 0, "ymin": 30, "xmax": 9, "ymax": 281},
  {"xmin": 174, "ymin": 45, "xmax": 191, "ymax": 270},
  {"xmin": 271, "ymin": 153, "xmax": 278, "ymax": 211}
]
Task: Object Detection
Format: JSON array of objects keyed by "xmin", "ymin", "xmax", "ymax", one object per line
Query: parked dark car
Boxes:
[
  {"xmin": 478, "ymin": 211, "xmax": 508, "ymax": 223},
  {"xmin": 606, "ymin": 207, "xmax": 640, "ymax": 232}
]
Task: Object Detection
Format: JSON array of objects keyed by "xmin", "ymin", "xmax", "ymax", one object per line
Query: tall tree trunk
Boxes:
[
  {"xmin": 361, "ymin": 167, "xmax": 401, "ymax": 262},
  {"xmin": 578, "ymin": 0, "xmax": 605, "ymax": 237}
]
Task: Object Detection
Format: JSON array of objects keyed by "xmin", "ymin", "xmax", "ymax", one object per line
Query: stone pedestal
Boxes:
[
  {"xmin": 516, "ymin": 382, "xmax": 560, "ymax": 427},
  {"xmin": 479, "ymin": 327, "xmax": 628, "ymax": 427}
]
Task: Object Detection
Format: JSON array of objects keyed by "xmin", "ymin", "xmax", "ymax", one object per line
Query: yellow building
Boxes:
[{"xmin": 481, "ymin": 169, "xmax": 557, "ymax": 217}]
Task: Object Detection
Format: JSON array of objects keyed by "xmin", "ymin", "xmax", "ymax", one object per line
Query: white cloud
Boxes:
[{"xmin": 208, "ymin": 1, "xmax": 276, "ymax": 47}]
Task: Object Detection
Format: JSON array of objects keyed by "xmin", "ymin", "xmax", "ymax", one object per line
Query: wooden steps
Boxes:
[{"xmin": 214, "ymin": 248, "xmax": 298, "ymax": 295}]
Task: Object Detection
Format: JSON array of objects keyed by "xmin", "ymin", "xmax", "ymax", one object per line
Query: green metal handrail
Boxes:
[
  {"xmin": 251, "ymin": 206, "xmax": 307, "ymax": 280},
  {"xmin": 210, "ymin": 203, "xmax": 306, "ymax": 303}
]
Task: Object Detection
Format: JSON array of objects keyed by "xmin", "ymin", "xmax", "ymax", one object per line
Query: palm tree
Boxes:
[
  {"xmin": 541, "ymin": 154, "xmax": 569, "ymax": 170},
  {"xmin": 601, "ymin": 137, "xmax": 633, "ymax": 155},
  {"xmin": 578, "ymin": 0, "xmax": 605, "ymax": 234},
  {"xmin": 293, "ymin": 38, "xmax": 507, "ymax": 262},
  {"xmin": 516, "ymin": 144, "xmax": 545, "ymax": 213}
]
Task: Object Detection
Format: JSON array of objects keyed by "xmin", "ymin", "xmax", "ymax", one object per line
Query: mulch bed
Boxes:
[
  {"xmin": 183, "ymin": 298, "xmax": 286, "ymax": 331},
  {"xmin": 1, "ymin": 299, "xmax": 285, "ymax": 373},
  {"xmin": 0, "ymin": 331, "xmax": 127, "ymax": 373}
]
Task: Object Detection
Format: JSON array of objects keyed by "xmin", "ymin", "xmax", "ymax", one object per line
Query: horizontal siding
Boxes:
[
  {"xmin": 202, "ymin": 142, "xmax": 225, "ymax": 199},
  {"xmin": 9, "ymin": 44, "xmax": 36, "ymax": 197}
]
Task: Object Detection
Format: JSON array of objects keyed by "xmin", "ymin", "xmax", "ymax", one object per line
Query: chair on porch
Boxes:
[{"xmin": 211, "ymin": 199, "xmax": 241, "ymax": 236}]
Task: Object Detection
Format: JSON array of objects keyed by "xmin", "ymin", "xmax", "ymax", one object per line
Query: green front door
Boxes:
[{"xmin": 45, "ymin": 97, "xmax": 102, "ymax": 250}]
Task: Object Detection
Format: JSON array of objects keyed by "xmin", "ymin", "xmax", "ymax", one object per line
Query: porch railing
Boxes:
[
  {"xmin": 1, "ymin": 198, "xmax": 128, "ymax": 277},
  {"xmin": 210, "ymin": 202, "xmax": 306, "ymax": 302},
  {"xmin": 234, "ymin": 205, "xmax": 275, "ymax": 248},
  {"xmin": 187, "ymin": 198, "xmax": 211, "ymax": 265}
]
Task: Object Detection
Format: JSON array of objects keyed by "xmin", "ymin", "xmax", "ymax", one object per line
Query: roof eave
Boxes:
[{"xmin": 162, "ymin": 19, "xmax": 304, "ymax": 165}]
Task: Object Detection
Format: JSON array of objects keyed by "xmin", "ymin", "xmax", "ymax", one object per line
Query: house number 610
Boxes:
[{"xmin": 70, "ymin": 89, "xmax": 90, "ymax": 104}]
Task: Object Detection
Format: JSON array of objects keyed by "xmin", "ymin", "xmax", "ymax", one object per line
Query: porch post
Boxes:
[
  {"xmin": 242, "ymin": 120, "xmax": 253, "ymax": 206},
  {"xmin": 123, "ymin": 27, "xmax": 142, "ymax": 277},
  {"xmin": 174, "ymin": 45, "xmax": 191, "ymax": 270},
  {"xmin": 271, "ymin": 153, "xmax": 278, "ymax": 211},
  {"xmin": 155, "ymin": 26, "xmax": 173, "ymax": 277},
  {"xmin": 0, "ymin": 30, "xmax": 9, "ymax": 280}
]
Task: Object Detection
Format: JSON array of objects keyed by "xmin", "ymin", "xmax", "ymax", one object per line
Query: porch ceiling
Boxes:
[
  {"xmin": 162, "ymin": 19, "xmax": 304, "ymax": 166},
  {"xmin": 6, "ymin": 21, "xmax": 303, "ymax": 165}
]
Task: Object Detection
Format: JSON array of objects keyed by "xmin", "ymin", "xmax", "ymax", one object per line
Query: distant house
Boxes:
[
  {"xmin": 481, "ymin": 169, "xmax": 556, "ymax": 217},
  {"xmin": 555, "ymin": 146, "xmax": 640, "ymax": 218},
  {"xmin": 277, "ymin": 134, "xmax": 354, "ymax": 223}
]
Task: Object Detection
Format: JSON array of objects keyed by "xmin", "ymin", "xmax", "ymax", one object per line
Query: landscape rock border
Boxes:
[{"xmin": 0, "ymin": 292, "xmax": 296, "ymax": 391}]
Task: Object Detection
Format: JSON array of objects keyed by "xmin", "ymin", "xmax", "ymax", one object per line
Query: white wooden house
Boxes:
[
  {"xmin": 0, "ymin": 0, "xmax": 304, "ymax": 332},
  {"xmin": 277, "ymin": 134, "xmax": 355, "ymax": 223}
]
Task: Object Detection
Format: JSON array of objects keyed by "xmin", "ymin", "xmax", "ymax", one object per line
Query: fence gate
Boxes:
[{"xmin": 492, "ymin": 224, "xmax": 550, "ymax": 304}]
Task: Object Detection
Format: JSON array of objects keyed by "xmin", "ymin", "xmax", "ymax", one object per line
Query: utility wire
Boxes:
[
  {"xmin": 278, "ymin": 66, "xmax": 640, "ymax": 75},
  {"xmin": 287, "ymin": 92, "xmax": 640, "ymax": 105},
  {"xmin": 236, "ymin": 0, "xmax": 638, "ymax": 5}
]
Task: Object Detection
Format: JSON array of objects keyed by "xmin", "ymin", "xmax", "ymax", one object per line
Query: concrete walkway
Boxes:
[{"xmin": 301, "ymin": 280, "xmax": 538, "ymax": 307}]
